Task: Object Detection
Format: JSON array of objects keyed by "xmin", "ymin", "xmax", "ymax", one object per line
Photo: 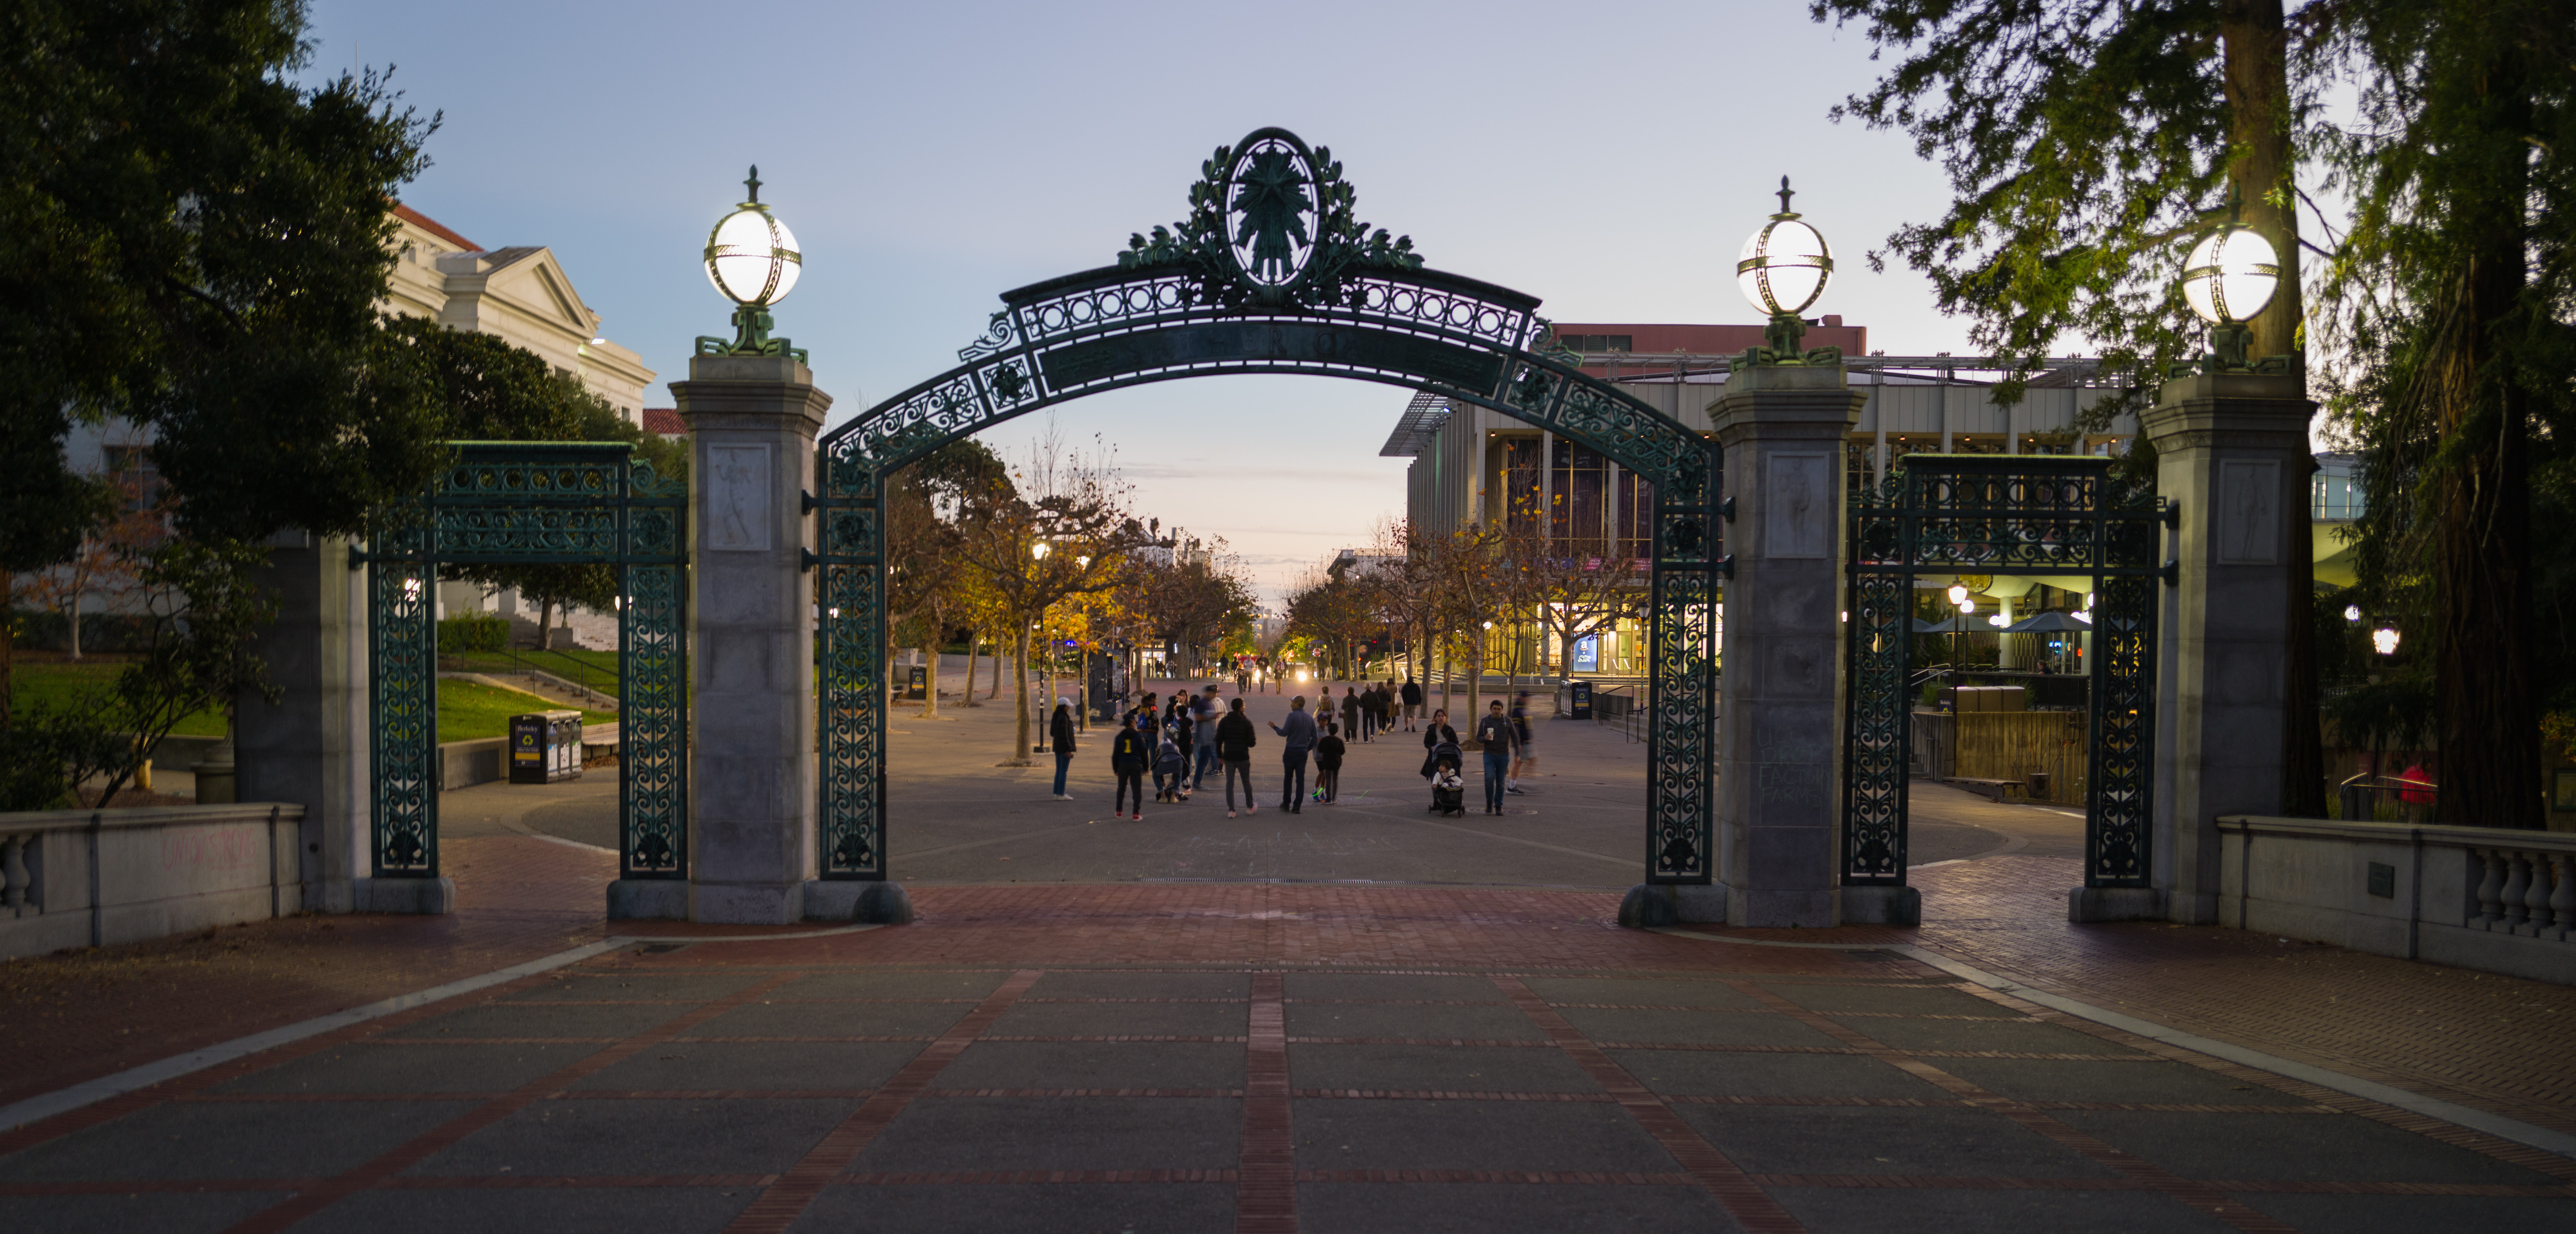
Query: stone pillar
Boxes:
[
  {"xmin": 2128, "ymin": 372, "xmax": 2313, "ymax": 924},
  {"xmin": 235, "ymin": 530, "xmax": 362, "ymax": 914},
  {"xmin": 1708, "ymin": 363, "xmax": 1873, "ymax": 927},
  {"xmin": 667, "ymin": 354, "xmax": 831, "ymax": 924}
]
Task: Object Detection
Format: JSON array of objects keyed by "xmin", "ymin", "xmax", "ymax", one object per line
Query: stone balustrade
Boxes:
[
  {"xmin": 0, "ymin": 803, "xmax": 307, "ymax": 961},
  {"xmin": 2216, "ymin": 814, "xmax": 2576, "ymax": 986}
]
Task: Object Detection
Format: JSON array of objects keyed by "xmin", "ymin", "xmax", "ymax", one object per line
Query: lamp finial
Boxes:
[
  {"xmin": 745, "ymin": 165, "xmax": 762, "ymax": 204},
  {"xmin": 1775, "ymin": 175, "xmax": 1796, "ymax": 216}
]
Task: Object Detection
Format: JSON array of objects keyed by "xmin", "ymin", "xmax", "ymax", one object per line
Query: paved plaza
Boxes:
[{"xmin": 5, "ymin": 688, "xmax": 2574, "ymax": 1232}]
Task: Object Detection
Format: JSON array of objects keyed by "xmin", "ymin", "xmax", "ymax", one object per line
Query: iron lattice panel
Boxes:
[
  {"xmin": 1841, "ymin": 566, "xmax": 1912, "ymax": 882},
  {"xmin": 813, "ymin": 264, "xmax": 1720, "ymax": 887},
  {"xmin": 368, "ymin": 531, "xmax": 437, "ymax": 876},
  {"xmin": 364, "ymin": 444, "xmax": 687, "ymax": 882},
  {"xmin": 2086, "ymin": 573, "xmax": 2155, "ymax": 885},
  {"xmin": 817, "ymin": 472, "xmax": 887, "ymax": 879},
  {"xmin": 1842, "ymin": 454, "xmax": 2168, "ymax": 891}
]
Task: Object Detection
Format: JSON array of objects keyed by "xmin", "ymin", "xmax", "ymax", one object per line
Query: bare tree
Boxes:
[{"xmin": 1503, "ymin": 526, "xmax": 1649, "ymax": 679}]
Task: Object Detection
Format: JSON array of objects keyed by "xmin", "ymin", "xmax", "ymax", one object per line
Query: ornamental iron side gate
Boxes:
[
  {"xmin": 812, "ymin": 127, "xmax": 1722, "ymax": 886},
  {"xmin": 361, "ymin": 442, "xmax": 688, "ymax": 880},
  {"xmin": 1841, "ymin": 454, "xmax": 2171, "ymax": 890}
]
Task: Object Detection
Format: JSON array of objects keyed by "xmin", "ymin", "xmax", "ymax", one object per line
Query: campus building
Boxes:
[
  {"xmin": 17, "ymin": 206, "xmax": 655, "ymax": 646},
  {"xmin": 1387, "ymin": 322, "xmax": 2354, "ymax": 677}
]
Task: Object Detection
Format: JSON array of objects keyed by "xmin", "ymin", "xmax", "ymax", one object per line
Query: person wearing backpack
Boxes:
[
  {"xmin": 1313, "ymin": 721, "xmax": 1347, "ymax": 805},
  {"xmin": 1110, "ymin": 711, "xmax": 1152, "ymax": 820}
]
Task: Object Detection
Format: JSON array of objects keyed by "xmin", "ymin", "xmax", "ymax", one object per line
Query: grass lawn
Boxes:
[
  {"xmin": 438, "ymin": 679, "xmax": 616, "ymax": 744},
  {"xmin": 8, "ymin": 659, "xmax": 228, "ymax": 737},
  {"xmin": 449, "ymin": 648, "xmax": 620, "ymax": 695}
]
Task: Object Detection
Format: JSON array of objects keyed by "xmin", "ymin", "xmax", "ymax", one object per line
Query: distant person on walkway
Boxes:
[
  {"xmin": 1401, "ymin": 677, "xmax": 1424, "ymax": 730},
  {"xmin": 1357, "ymin": 682, "xmax": 1377, "ymax": 741},
  {"xmin": 1111, "ymin": 711, "xmax": 1151, "ymax": 820},
  {"xmin": 1050, "ymin": 700, "xmax": 1078, "ymax": 800},
  {"xmin": 1419, "ymin": 708, "xmax": 1459, "ymax": 778},
  {"xmin": 1217, "ymin": 697, "xmax": 1258, "ymax": 817},
  {"xmin": 1271, "ymin": 695, "xmax": 1317, "ymax": 813},
  {"xmin": 1314, "ymin": 721, "xmax": 1346, "ymax": 805},
  {"xmin": 1474, "ymin": 699, "xmax": 1516, "ymax": 815},
  {"xmin": 1192, "ymin": 685, "xmax": 1222, "ymax": 790},
  {"xmin": 1507, "ymin": 691, "xmax": 1536, "ymax": 796},
  {"xmin": 1339, "ymin": 687, "xmax": 1361, "ymax": 747}
]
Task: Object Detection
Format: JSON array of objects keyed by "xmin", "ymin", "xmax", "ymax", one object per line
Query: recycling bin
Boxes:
[{"xmin": 510, "ymin": 710, "xmax": 585, "ymax": 784}]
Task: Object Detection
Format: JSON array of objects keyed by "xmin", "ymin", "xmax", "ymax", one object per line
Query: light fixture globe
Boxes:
[
  {"xmin": 692, "ymin": 166, "xmax": 809, "ymax": 362},
  {"xmin": 2180, "ymin": 222, "xmax": 2278, "ymax": 326},
  {"xmin": 1737, "ymin": 202, "xmax": 1831, "ymax": 318},
  {"xmin": 705, "ymin": 203, "xmax": 801, "ymax": 308}
]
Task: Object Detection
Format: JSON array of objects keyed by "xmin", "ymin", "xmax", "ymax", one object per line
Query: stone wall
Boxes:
[
  {"xmin": 2217, "ymin": 814, "xmax": 2576, "ymax": 986},
  {"xmin": 0, "ymin": 803, "xmax": 307, "ymax": 961}
]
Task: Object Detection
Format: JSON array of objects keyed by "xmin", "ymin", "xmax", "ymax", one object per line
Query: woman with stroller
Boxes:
[
  {"xmin": 1419, "ymin": 707, "xmax": 1464, "ymax": 815},
  {"xmin": 1154, "ymin": 720, "xmax": 1191, "ymax": 803},
  {"xmin": 1110, "ymin": 710, "xmax": 1152, "ymax": 821}
]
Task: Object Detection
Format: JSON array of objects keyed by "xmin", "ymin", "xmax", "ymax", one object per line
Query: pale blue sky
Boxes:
[{"xmin": 302, "ymin": 0, "xmax": 1974, "ymax": 602}]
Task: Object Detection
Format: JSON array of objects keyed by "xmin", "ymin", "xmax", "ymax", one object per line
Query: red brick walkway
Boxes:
[{"xmin": 0, "ymin": 836, "xmax": 615, "ymax": 1111}]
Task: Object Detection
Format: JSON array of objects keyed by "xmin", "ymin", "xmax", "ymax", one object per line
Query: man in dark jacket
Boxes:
[
  {"xmin": 1400, "ymin": 677, "xmax": 1424, "ymax": 731},
  {"xmin": 1314, "ymin": 722, "xmax": 1346, "ymax": 804},
  {"xmin": 1111, "ymin": 712, "xmax": 1152, "ymax": 820},
  {"xmin": 1216, "ymin": 698, "xmax": 1258, "ymax": 817}
]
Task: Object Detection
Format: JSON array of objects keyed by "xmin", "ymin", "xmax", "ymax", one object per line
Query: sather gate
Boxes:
[{"xmin": 809, "ymin": 128, "xmax": 1724, "ymax": 889}]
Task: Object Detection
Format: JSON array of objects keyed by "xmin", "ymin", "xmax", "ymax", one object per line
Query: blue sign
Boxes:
[{"xmin": 1571, "ymin": 635, "xmax": 1600, "ymax": 673}]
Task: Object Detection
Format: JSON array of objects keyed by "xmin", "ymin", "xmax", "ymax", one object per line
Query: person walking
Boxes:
[
  {"xmin": 1049, "ymin": 700, "xmax": 1079, "ymax": 799},
  {"xmin": 1473, "ymin": 699, "xmax": 1516, "ymax": 815},
  {"xmin": 1191, "ymin": 685, "xmax": 1222, "ymax": 791},
  {"xmin": 1314, "ymin": 721, "xmax": 1346, "ymax": 805},
  {"xmin": 1357, "ymin": 682, "xmax": 1377, "ymax": 742},
  {"xmin": 1154, "ymin": 726, "xmax": 1190, "ymax": 803},
  {"xmin": 1270, "ymin": 695, "xmax": 1317, "ymax": 813},
  {"xmin": 1401, "ymin": 676, "xmax": 1423, "ymax": 731},
  {"xmin": 1507, "ymin": 690, "xmax": 1537, "ymax": 795},
  {"xmin": 1339, "ymin": 686, "xmax": 1361, "ymax": 748},
  {"xmin": 1217, "ymin": 697, "xmax": 1258, "ymax": 817},
  {"xmin": 1111, "ymin": 711, "xmax": 1151, "ymax": 820}
]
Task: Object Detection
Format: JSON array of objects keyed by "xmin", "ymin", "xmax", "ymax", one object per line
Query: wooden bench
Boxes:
[{"xmin": 1945, "ymin": 776, "xmax": 2025, "ymax": 803}]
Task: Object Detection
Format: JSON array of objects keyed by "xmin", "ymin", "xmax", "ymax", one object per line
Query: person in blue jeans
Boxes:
[
  {"xmin": 1472, "ymin": 699, "xmax": 1515, "ymax": 815},
  {"xmin": 1191, "ymin": 685, "xmax": 1222, "ymax": 789},
  {"xmin": 1050, "ymin": 700, "xmax": 1078, "ymax": 799},
  {"xmin": 1269, "ymin": 695, "xmax": 1317, "ymax": 814}
]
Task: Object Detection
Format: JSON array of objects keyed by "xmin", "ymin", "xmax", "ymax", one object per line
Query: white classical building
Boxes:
[
  {"xmin": 22, "ymin": 205, "xmax": 655, "ymax": 645},
  {"xmin": 385, "ymin": 205, "xmax": 654, "ymax": 424}
]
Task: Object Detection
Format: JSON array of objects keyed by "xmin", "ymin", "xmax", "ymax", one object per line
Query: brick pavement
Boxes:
[
  {"xmin": 0, "ymin": 837, "xmax": 615, "ymax": 1112},
  {"xmin": 5, "ymin": 884, "xmax": 2572, "ymax": 1233}
]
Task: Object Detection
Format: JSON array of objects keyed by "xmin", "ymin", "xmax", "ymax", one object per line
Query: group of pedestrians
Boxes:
[{"xmin": 1045, "ymin": 676, "xmax": 1525, "ymax": 818}]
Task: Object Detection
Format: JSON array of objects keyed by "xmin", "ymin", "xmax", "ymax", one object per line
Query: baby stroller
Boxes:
[{"xmin": 1427, "ymin": 741, "xmax": 1466, "ymax": 816}]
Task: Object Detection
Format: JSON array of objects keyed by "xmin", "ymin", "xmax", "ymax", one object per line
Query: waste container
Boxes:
[
  {"xmin": 510, "ymin": 710, "xmax": 585, "ymax": 784},
  {"xmin": 903, "ymin": 664, "xmax": 927, "ymax": 700},
  {"xmin": 1566, "ymin": 679, "xmax": 1593, "ymax": 720}
]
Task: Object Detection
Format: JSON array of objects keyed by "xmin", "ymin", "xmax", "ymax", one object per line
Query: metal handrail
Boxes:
[{"xmin": 2339, "ymin": 770, "xmax": 2439, "ymax": 822}]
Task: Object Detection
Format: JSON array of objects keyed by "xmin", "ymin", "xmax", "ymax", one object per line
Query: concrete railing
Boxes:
[
  {"xmin": 0, "ymin": 802, "xmax": 307, "ymax": 961},
  {"xmin": 2217, "ymin": 814, "xmax": 2576, "ymax": 986}
]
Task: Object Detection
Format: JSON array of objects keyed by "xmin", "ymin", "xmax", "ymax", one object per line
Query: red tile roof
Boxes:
[
  {"xmin": 392, "ymin": 203, "xmax": 479, "ymax": 253},
  {"xmin": 642, "ymin": 409, "xmax": 687, "ymax": 437}
]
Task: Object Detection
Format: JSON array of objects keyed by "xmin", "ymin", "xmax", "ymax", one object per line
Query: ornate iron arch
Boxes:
[{"xmin": 811, "ymin": 129, "xmax": 1721, "ymax": 887}]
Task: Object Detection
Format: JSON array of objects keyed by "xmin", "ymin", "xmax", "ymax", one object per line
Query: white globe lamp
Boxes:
[
  {"xmin": 695, "ymin": 166, "xmax": 807, "ymax": 361},
  {"xmin": 2179, "ymin": 192, "xmax": 2280, "ymax": 371},
  {"xmin": 1737, "ymin": 176, "xmax": 1832, "ymax": 361}
]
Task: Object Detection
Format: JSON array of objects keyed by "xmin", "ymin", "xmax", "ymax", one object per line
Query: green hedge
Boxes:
[{"xmin": 437, "ymin": 615, "xmax": 511, "ymax": 653}]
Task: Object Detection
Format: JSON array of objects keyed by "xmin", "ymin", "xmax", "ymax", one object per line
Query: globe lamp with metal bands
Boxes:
[
  {"xmin": 1737, "ymin": 176, "xmax": 1833, "ymax": 362},
  {"xmin": 2179, "ymin": 192, "xmax": 2281, "ymax": 372},
  {"xmin": 695, "ymin": 166, "xmax": 807, "ymax": 362}
]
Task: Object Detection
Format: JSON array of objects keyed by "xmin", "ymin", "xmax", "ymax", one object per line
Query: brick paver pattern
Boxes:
[{"xmin": 5, "ymin": 882, "xmax": 2575, "ymax": 1233}]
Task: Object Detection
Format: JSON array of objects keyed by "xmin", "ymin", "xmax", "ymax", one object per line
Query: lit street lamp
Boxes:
[
  {"xmin": 2180, "ymin": 193, "xmax": 2280, "ymax": 372},
  {"xmin": 1737, "ymin": 176, "xmax": 1833, "ymax": 361},
  {"xmin": 696, "ymin": 166, "xmax": 806, "ymax": 361}
]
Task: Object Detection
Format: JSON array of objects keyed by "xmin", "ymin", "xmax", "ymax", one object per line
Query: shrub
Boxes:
[{"xmin": 438, "ymin": 615, "xmax": 511, "ymax": 654}]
